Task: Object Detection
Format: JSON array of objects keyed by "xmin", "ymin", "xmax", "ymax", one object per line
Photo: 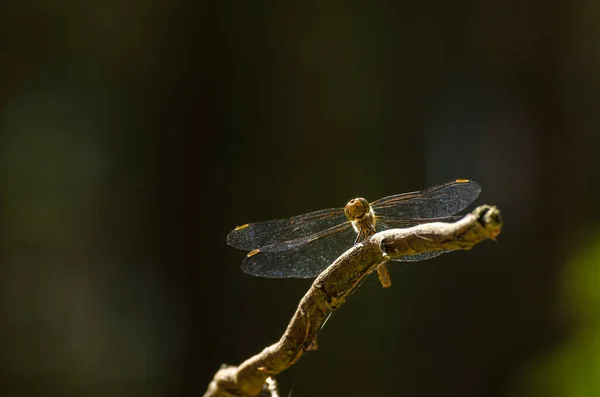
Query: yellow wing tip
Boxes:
[
  {"xmin": 455, "ymin": 178, "xmax": 470, "ymax": 183},
  {"xmin": 234, "ymin": 223, "xmax": 250, "ymax": 231},
  {"xmin": 247, "ymin": 249, "xmax": 261, "ymax": 258}
]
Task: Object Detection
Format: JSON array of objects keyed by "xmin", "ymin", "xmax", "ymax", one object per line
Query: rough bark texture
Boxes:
[{"xmin": 204, "ymin": 205, "xmax": 502, "ymax": 397}]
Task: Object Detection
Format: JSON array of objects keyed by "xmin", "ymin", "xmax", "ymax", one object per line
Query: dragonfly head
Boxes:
[{"xmin": 344, "ymin": 197, "xmax": 371, "ymax": 221}]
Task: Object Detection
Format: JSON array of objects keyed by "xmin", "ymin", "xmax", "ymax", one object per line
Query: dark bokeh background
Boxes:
[{"xmin": 1, "ymin": 1, "xmax": 600, "ymax": 396}]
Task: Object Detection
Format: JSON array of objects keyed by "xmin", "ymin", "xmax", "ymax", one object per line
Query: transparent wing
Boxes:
[
  {"xmin": 391, "ymin": 250, "xmax": 453, "ymax": 262},
  {"xmin": 374, "ymin": 215, "xmax": 460, "ymax": 261},
  {"xmin": 373, "ymin": 182, "xmax": 475, "ymax": 262},
  {"xmin": 241, "ymin": 224, "xmax": 356, "ymax": 278},
  {"xmin": 227, "ymin": 208, "xmax": 346, "ymax": 251},
  {"xmin": 375, "ymin": 218, "xmax": 457, "ymax": 261},
  {"xmin": 374, "ymin": 216, "xmax": 458, "ymax": 261},
  {"xmin": 371, "ymin": 179, "xmax": 481, "ymax": 219},
  {"xmin": 257, "ymin": 222, "xmax": 351, "ymax": 253},
  {"xmin": 374, "ymin": 214, "xmax": 463, "ymax": 231}
]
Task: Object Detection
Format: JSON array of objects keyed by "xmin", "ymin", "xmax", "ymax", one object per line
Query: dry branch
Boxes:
[{"xmin": 204, "ymin": 205, "xmax": 503, "ymax": 397}]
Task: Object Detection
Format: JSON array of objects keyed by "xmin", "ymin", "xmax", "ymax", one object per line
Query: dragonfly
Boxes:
[{"xmin": 227, "ymin": 179, "xmax": 481, "ymax": 279}]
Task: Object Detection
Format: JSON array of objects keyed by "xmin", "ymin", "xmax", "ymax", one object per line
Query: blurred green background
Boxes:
[{"xmin": 1, "ymin": 1, "xmax": 599, "ymax": 396}]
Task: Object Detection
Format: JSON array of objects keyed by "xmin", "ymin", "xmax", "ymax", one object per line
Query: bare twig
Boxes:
[{"xmin": 204, "ymin": 205, "xmax": 503, "ymax": 397}]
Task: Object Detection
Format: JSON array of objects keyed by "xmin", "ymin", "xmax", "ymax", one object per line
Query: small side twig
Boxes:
[{"xmin": 204, "ymin": 205, "xmax": 503, "ymax": 397}]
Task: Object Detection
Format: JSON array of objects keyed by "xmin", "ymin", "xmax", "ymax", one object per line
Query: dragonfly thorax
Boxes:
[{"xmin": 345, "ymin": 197, "xmax": 377, "ymax": 239}]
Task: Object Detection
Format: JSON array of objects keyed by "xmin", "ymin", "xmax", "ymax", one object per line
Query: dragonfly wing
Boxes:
[
  {"xmin": 374, "ymin": 215, "xmax": 463, "ymax": 232},
  {"xmin": 375, "ymin": 213, "xmax": 463, "ymax": 263},
  {"xmin": 227, "ymin": 208, "xmax": 346, "ymax": 251},
  {"xmin": 257, "ymin": 222, "xmax": 351, "ymax": 253},
  {"xmin": 390, "ymin": 250, "xmax": 453, "ymax": 262},
  {"xmin": 241, "ymin": 224, "xmax": 356, "ymax": 278},
  {"xmin": 371, "ymin": 179, "xmax": 481, "ymax": 219}
]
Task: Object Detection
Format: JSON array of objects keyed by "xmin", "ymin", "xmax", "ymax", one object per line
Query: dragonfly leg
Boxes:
[
  {"xmin": 354, "ymin": 224, "xmax": 376, "ymax": 245},
  {"xmin": 376, "ymin": 262, "xmax": 392, "ymax": 288}
]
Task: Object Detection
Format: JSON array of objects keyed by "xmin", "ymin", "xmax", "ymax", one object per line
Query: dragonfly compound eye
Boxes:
[{"xmin": 344, "ymin": 197, "xmax": 370, "ymax": 221}]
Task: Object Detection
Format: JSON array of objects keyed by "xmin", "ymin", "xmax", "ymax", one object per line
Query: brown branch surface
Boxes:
[{"xmin": 204, "ymin": 205, "xmax": 503, "ymax": 397}]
